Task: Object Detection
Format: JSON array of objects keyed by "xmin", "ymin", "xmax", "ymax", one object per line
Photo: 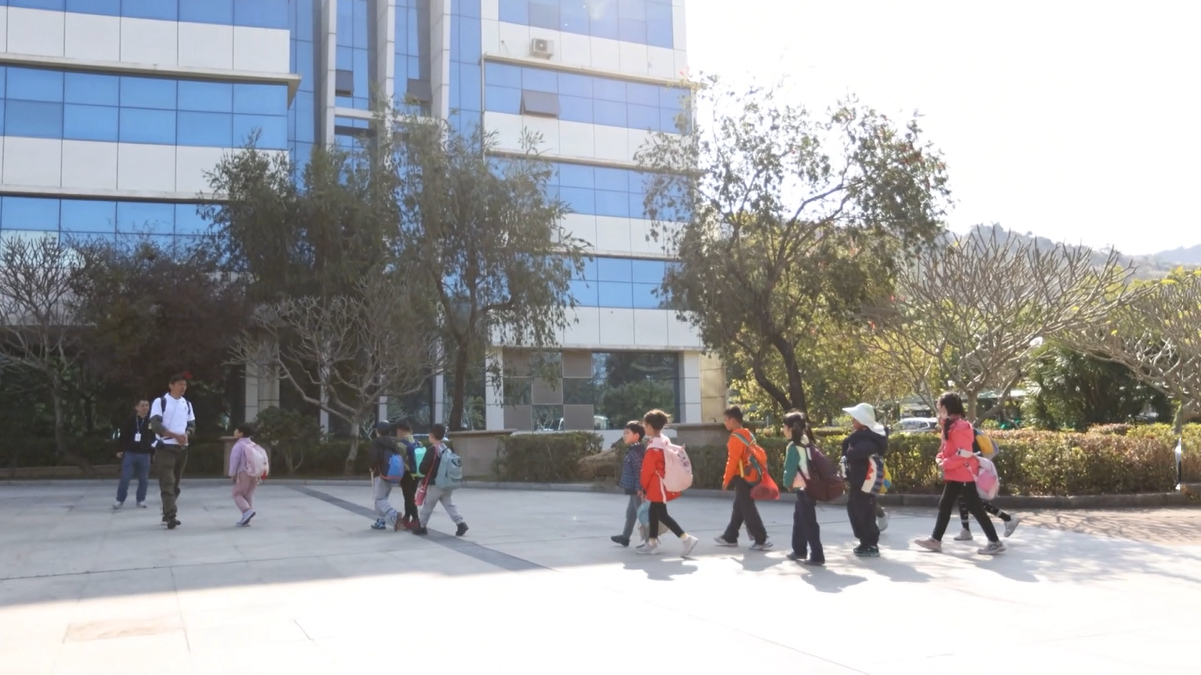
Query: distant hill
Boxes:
[
  {"xmin": 945, "ymin": 225, "xmax": 1185, "ymax": 279},
  {"xmin": 1151, "ymin": 244, "xmax": 1201, "ymax": 265}
]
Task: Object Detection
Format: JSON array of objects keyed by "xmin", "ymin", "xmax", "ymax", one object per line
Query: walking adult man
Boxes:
[
  {"xmin": 113, "ymin": 399, "xmax": 155, "ymax": 509},
  {"xmin": 151, "ymin": 374, "xmax": 195, "ymax": 530}
]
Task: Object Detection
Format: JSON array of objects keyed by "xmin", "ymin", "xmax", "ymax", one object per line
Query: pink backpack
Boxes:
[{"xmin": 649, "ymin": 435, "xmax": 693, "ymax": 493}]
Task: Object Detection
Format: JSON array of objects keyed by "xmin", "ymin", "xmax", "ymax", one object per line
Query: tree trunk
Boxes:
[
  {"xmin": 772, "ymin": 335, "xmax": 810, "ymax": 418},
  {"xmin": 965, "ymin": 391, "xmax": 979, "ymax": 423},
  {"xmin": 51, "ymin": 386, "xmax": 94, "ymax": 476},
  {"xmin": 344, "ymin": 417, "xmax": 361, "ymax": 476},
  {"xmin": 447, "ymin": 346, "xmax": 469, "ymax": 431}
]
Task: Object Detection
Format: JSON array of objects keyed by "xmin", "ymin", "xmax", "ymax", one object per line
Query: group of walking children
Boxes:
[
  {"xmin": 369, "ymin": 421, "xmax": 468, "ymax": 537},
  {"xmin": 611, "ymin": 396, "xmax": 1020, "ymax": 561}
]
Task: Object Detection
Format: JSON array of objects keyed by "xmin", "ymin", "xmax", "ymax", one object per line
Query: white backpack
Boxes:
[
  {"xmin": 245, "ymin": 441, "xmax": 270, "ymax": 479},
  {"xmin": 650, "ymin": 436, "xmax": 693, "ymax": 493}
]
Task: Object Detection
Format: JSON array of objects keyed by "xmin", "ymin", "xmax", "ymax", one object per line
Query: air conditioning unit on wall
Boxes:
[{"xmin": 530, "ymin": 38, "xmax": 555, "ymax": 59}]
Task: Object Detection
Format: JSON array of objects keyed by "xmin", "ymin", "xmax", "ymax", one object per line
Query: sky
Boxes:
[{"xmin": 684, "ymin": 0, "xmax": 1201, "ymax": 256}]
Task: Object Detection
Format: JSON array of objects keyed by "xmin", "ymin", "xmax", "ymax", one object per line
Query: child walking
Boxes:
[
  {"xmin": 368, "ymin": 422, "xmax": 406, "ymax": 532},
  {"xmin": 414, "ymin": 424, "xmax": 468, "ymax": 537},
  {"xmin": 955, "ymin": 499, "xmax": 1021, "ymax": 540},
  {"xmin": 782, "ymin": 411, "xmax": 824, "ymax": 566},
  {"xmin": 611, "ymin": 421, "xmax": 647, "ymax": 548},
  {"xmin": 394, "ymin": 420, "xmax": 423, "ymax": 530},
  {"xmin": 637, "ymin": 410, "xmax": 699, "ymax": 557},
  {"xmin": 715, "ymin": 405, "xmax": 772, "ymax": 550},
  {"xmin": 228, "ymin": 423, "xmax": 260, "ymax": 527}
]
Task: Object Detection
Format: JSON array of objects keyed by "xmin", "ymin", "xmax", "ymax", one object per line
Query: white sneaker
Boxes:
[
  {"xmin": 112, "ymin": 501, "xmax": 123, "ymax": 510},
  {"xmin": 680, "ymin": 534, "xmax": 699, "ymax": 558},
  {"xmin": 877, "ymin": 511, "xmax": 890, "ymax": 532},
  {"xmin": 914, "ymin": 537, "xmax": 943, "ymax": 553},
  {"xmin": 135, "ymin": 502, "xmax": 147, "ymax": 509},
  {"xmin": 979, "ymin": 540, "xmax": 1006, "ymax": 555},
  {"xmin": 1004, "ymin": 516, "xmax": 1021, "ymax": 538},
  {"xmin": 713, "ymin": 536, "xmax": 738, "ymax": 547},
  {"xmin": 953, "ymin": 528, "xmax": 973, "ymax": 541},
  {"xmin": 749, "ymin": 540, "xmax": 774, "ymax": 551},
  {"xmin": 636, "ymin": 540, "xmax": 661, "ymax": 555}
]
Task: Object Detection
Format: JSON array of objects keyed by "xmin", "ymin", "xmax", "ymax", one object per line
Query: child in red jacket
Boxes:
[{"xmin": 637, "ymin": 409, "xmax": 700, "ymax": 557}]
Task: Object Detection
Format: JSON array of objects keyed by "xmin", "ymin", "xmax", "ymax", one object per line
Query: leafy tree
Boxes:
[
  {"xmin": 70, "ymin": 237, "xmax": 248, "ymax": 429},
  {"xmin": 637, "ymin": 77, "xmax": 951, "ymax": 418},
  {"xmin": 392, "ymin": 115, "xmax": 585, "ymax": 431},
  {"xmin": 867, "ymin": 227, "xmax": 1137, "ymax": 420},
  {"xmin": 0, "ymin": 236, "xmax": 90, "ymax": 471},
  {"xmin": 1023, "ymin": 343, "xmax": 1171, "ymax": 431}
]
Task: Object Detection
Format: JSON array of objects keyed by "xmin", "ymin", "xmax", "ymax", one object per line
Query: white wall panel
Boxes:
[
  {"xmin": 558, "ymin": 31, "xmax": 591, "ymax": 66},
  {"xmin": 558, "ymin": 119, "xmax": 595, "ymax": 157},
  {"xmin": 563, "ymin": 306, "xmax": 601, "ymax": 346},
  {"xmin": 589, "ymin": 36, "xmax": 620, "ymax": 72},
  {"xmin": 668, "ymin": 312, "xmax": 703, "ymax": 349},
  {"xmin": 618, "ymin": 40, "xmax": 648, "ymax": 74},
  {"xmin": 647, "ymin": 45, "xmax": 675, "ymax": 79},
  {"xmin": 560, "ymin": 213, "xmax": 597, "ymax": 249},
  {"xmin": 520, "ymin": 114, "xmax": 559, "ymax": 154},
  {"xmin": 592, "ymin": 125, "xmax": 629, "ymax": 162},
  {"xmin": 481, "ymin": 0, "xmax": 499, "ymax": 22},
  {"xmin": 64, "ymin": 12, "xmax": 119, "ymax": 61},
  {"xmin": 178, "ymin": 22, "xmax": 234, "ymax": 70},
  {"xmin": 120, "ymin": 17, "xmax": 177, "ymax": 66},
  {"xmin": 682, "ymin": 351, "xmax": 701, "ymax": 379},
  {"xmin": 8, "ymin": 8, "xmax": 64, "ymax": 58},
  {"xmin": 488, "ymin": 21, "xmax": 686, "ymax": 81},
  {"xmin": 483, "ymin": 111, "xmax": 524, "ymax": 149},
  {"xmin": 0, "ymin": 8, "xmax": 8, "ymax": 53},
  {"xmin": 481, "ymin": 18, "xmax": 499, "ymax": 55},
  {"xmin": 61, "ymin": 141, "xmax": 118, "ymax": 191},
  {"xmin": 594, "ymin": 215, "xmax": 632, "ymax": 254},
  {"xmin": 633, "ymin": 308, "xmax": 670, "ymax": 347},
  {"xmin": 176, "ymin": 146, "xmax": 226, "ymax": 195},
  {"xmin": 496, "ymin": 21, "xmax": 529, "ymax": 58},
  {"xmin": 673, "ymin": 2, "xmax": 688, "ymax": 52},
  {"xmin": 233, "ymin": 26, "xmax": 290, "ymax": 73},
  {"xmin": 3, "ymin": 137, "xmax": 61, "ymax": 188},
  {"xmin": 117, "ymin": 143, "xmax": 176, "ymax": 192},
  {"xmin": 597, "ymin": 307, "xmax": 635, "ymax": 346}
]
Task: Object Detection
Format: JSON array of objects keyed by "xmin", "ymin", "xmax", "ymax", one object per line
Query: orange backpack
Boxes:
[{"xmin": 733, "ymin": 431, "xmax": 769, "ymax": 484}]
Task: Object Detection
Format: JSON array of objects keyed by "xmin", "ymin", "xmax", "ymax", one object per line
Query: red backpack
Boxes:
[{"xmin": 805, "ymin": 444, "xmax": 845, "ymax": 502}]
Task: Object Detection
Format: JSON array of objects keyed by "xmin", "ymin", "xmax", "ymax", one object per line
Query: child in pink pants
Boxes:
[{"xmin": 228, "ymin": 423, "xmax": 260, "ymax": 527}]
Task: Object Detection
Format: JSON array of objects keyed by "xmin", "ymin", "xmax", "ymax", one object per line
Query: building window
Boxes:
[
  {"xmin": 498, "ymin": 0, "xmax": 674, "ymax": 49},
  {"xmin": 335, "ymin": 69, "xmax": 355, "ymax": 97},
  {"xmin": 520, "ymin": 90, "xmax": 559, "ymax": 117}
]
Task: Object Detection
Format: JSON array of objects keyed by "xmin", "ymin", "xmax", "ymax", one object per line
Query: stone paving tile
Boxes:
[{"xmin": 0, "ymin": 482, "xmax": 1197, "ymax": 674}]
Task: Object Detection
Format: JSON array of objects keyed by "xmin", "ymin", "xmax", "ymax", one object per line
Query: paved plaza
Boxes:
[{"xmin": 1, "ymin": 481, "xmax": 1199, "ymax": 675}]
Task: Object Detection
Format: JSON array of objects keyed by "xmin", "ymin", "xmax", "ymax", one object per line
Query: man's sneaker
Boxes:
[
  {"xmin": 954, "ymin": 528, "xmax": 974, "ymax": 541},
  {"xmin": 876, "ymin": 511, "xmax": 890, "ymax": 533},
  {"xmin": 680, "ymin": 534, "xmax": 699, "ymax": 558},
  {"xmin": 413, "ymin": 527, "xmax": 429, "ymax": 536},
  {"xmin": 979, "ymin": 540, "xmax": 1006, "ymax": 555},
  {"xmin": 112, "ymin": 501, "xmax": 123, "ymax": 510},
  {"xmin": 914, "ymin": 537, "xmax": 942, "ymax": 552},
  {"xmin": 611, "ymin": 535, "xmax": 631, "ymax": 547},
  {"xmin": 802, "ymin": 558, "xmax": 826, "ymax": 567},
  {"xmin": 1004, "ymin": 516, "xmax": 1022, "ymax": 538},
  {"xmin": 636, "ymin": 540, "xmax": 661, "ymax": 555},
  {"xmin": 456, "ymin": 522, "xmax": 469, "ymax": 537},
  {"xmin": 136, "ymin": 502, "xmax": 147, "ymax": 509},
  {"xmin": 713, "ymin": 536, "xmax": 737, "ymax": 547},
  {"xmin": 371, "ymin": 519, "xmax": 387, "ymax": 530},
  {"xmin": 749, "ymin": 540, "xmax": 774, "ymax": 551},
  {"xmin": 854, "ymin": 546, "xmax": 880, "ymax": 558}
]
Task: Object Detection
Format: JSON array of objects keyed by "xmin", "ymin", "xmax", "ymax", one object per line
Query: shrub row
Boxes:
[{"xmin": 494, "ymin": 432, "xmax": 603, "ymax": 482}]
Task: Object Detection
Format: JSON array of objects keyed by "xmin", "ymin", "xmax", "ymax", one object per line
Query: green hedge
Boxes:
[{"xmin": 494, "ymin": 432, "xmax": 603, "ymax": 482}]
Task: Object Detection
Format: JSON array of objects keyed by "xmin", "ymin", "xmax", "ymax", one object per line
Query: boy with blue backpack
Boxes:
[
  {"xmin": 414, "ymin": 423, "xmax": 468, "ymax": 537},
  {"xmin": 368, "ymin": 422, "xmax": 406, "ymax": 532}
]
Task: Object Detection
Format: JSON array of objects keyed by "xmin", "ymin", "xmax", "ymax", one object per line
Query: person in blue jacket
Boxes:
[{"xmin": 611, "ymin": 421, "xmax": 647, "ymax": 548}]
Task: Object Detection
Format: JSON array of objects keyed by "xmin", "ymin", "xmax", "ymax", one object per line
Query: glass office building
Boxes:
[{"xmin": 0, "ymin": 0, "xmax": 723, "ymax": 433}]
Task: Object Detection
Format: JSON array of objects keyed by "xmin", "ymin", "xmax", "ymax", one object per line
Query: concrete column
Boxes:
[
  {"xmin": 433, "ymin": 372, "xmax": 446, "ymax": 426},
  {"xmin": 679, "ymin": 351, "xmax": 702, "ymax": 423},
  {"xmin": 429, "ymin": 0, "xmax": 452, "ymax": 120},
  {"xmin": 375, "ymin": 0, "xmax": 396, "ymax": 102},
  {"xmin": 318, "ymin": 0, "xmax": 338, "ymax": 144},
  {"xmin": 485, "ymin": 347, "xmax": 504, "ymax": 430}
]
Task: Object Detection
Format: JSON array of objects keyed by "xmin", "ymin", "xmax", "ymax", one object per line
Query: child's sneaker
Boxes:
[
  {"xmin": 371, "ymin": 519, "xmax": 387, "ymax": 530},
  {"xmin": 413, "ymin": 527, "xmax": 429, "ymax": 536},
  {"xmin": 136, "ymin": 501, "xmax": 147, "ymax": 509},
  {"xmin": 749, "ymin": 540, "xmax": 773, "ymax": 551},
  {"xmin": 680, "ymin": 534, "xmax": 699, "ymax": 558},
  {"xmin": 636, "ymin": 540, "xmax": 661, "ymax": 555},
  {"xmin": 954, "ymin": 528, "xmax": 973, "ymax": 541},
  {"xmin": 979, "ymin": 540, "xmax": 1006, "ymax": 555},
  {"xmin": 456, "ymin": 522, "xmax": 469, "ymax": 537},
  {"xmin": 713, "ymin": 536, "xmax": 737, "ymax": 547},
  {"xmin": 914, "ymin": 537, "xmax": 942, "ymax": 552},
  {"xmin": 611, "ymin": 535, "xmax": 631, "ymax": 547},
  {"xmin": 854, "ymin": 546, "xmax": 880, "ymax": 558},
  {"xmin": 112, "ymin": 501, "xmax": 123, "ymax": 510},
  {"xmin": 1004, "ymin": 516, "xmax": 1022, "ymax": 538}
]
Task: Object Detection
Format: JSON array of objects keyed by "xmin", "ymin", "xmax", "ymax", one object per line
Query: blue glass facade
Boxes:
[
  {"xmin": 0, "ymin": 66, "xmax": 289, "ymax": 149},
  {"xmin": 570, "ymin": 255, "xmax": 672, "ymax": 309},
  {"xmin": 498, "ymin": 0, "xmax": 674, "ymax": 48},
  {"xmin": 485, "ymin": 62, "xmax": 685, "ymax": 133},
  {"xmin": 449, "ymin": 0, "xmax": 482, "ymax": 134},
  {"xmin": 0, "ymin": 194, "xmax": 207, "ymax": 245},
  {"xmin": 544, "ymin": 161, "xmax": 684, "ymax": 222},
  {"xmin": 336, "ymin": 0, "xmax": 371, "ymax": 110},
  {"xmin": 5, "ymin": 0, "xmax": 290, "ymax": 29}
]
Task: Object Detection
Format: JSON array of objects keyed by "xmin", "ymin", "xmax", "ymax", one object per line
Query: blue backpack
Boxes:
[
  {"xmin": 384, "ymin": 453, "xmax": 405, "ymax": 483},
  {"xmin": 434, "ymin": 445, "xmax": 463, "ymax": 490}
]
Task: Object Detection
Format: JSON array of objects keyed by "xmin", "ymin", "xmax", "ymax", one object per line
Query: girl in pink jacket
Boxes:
[
  {"xmin": 913, "ymin": 392, "xmax": 1005, "ymax": 555},
  {"xmin": 228, "ymin": 423, "xmax": 260, "ymax": 527}
]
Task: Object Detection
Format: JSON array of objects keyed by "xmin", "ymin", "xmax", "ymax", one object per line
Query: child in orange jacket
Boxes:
[
  {"xmin": 715, "ymin": 405, "xmax": 772, "ymax": 550},
  {"xmin": 637, "ymin": 409, "xmax": 699, "ymax": 558}
]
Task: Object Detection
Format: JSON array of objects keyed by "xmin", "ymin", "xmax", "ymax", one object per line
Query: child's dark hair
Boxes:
[
  {"xmin": 782, "ymin": 410, "xmax": 812, "ymax": 445},
  {"xmin": 394, "ymin": 419, "xmax": 412, "ymax": 432},
  {"xmin": 430, "ymin": 423, "xmax": 446, "ymax": 441},
  {"xmin": 624, "ymin": 420, "xmax": 646, "ymax": 440},
  {"xmin": 642, "ymin": 409, "xmax": 669, "ymax": 431},
  {"xmin": 235, "ymin": 422, "xmax": 255, "ymax": 438},
  {"xmin": 723, "ymin": 405, "xmax": 744, "ymax": 423},
  {"xmin": 938, "ymin": 391, "xmax": 966, "ymax": 417}
]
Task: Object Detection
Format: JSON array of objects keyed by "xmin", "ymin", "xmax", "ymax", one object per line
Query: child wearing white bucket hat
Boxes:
[{"xmin": 840, "ymin": 403, "xmax": 888, "ymax": 557}]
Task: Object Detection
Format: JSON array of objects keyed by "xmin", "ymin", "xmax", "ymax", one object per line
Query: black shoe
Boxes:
[
  {"xmin": 786, "ymin": 551, "xmax": 804, "ymax": 561},
  {"xmin": 456, "ymin": 522, "xmax": 469, "ymax": 537},
  {"xmin": 166, "ymin": 518, "xmax": 180, "ymax": 530},
  {"xmin": 802, "ymin": 558, "xmax": 826, "ymax": 567},
  {"xmin": 413, "ymin": 527, "xmax": 428, "ymax": 536},
  {"xmin": 611, "ymin": 535, "xmax": 631, "ymax": 547},
  {"xmin": 854, "ymin": 546, "xmax": 879, "ymax": 558}
]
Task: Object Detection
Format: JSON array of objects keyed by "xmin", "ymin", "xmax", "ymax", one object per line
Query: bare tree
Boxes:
[
  {"xmin": 866, "ymin": 227, "xmax": 1138, "ymax": 420},
  {"xmin": 1067, "ymin": 268, "xmax": 1201, "ymax": 435},
  {"xmin": 0, "ymin": 236, "xmax": 91, "ymax": 472},
  {"xmin": 233, "ymin": 271, "xmax": 439, "ymax": 474}
]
